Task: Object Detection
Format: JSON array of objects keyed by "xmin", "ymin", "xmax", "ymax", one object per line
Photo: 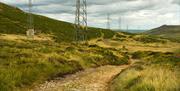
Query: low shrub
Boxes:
[
  {"xmin": 116, "ymin": 34, "xmax": 127, "ymax": 38},
  {"xmin": 134, "ymin": 35, "xmax": 167, "ymax": 43},
  {"xmin": 0, "ymin": 38, "xmax": 130, "ymax": 91},
  {"xmin": 65, "ymin": 46, "xmax": 76, "ymax": 52},
  {"xmin": 88, "ymin": 44, "xmax": 99, "ymax": 48}
]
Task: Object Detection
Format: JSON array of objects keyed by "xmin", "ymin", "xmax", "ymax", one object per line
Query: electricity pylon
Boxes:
[
  {"xmin": 26, "ymin": 0, "xmax": 34, "ymax": 38},
  {"xmin": 119, "ymin": 17, "xmax": 122, "ymax": 30},
  {"xmin": 74, "ymin": 0, "xmax": 87, "ymax": 41},
  {"xmin": 179, "ymin": 1, "xmax": 180, "ymax": 25},
  {"xmin": 107, "ymin": 13, "xmax": 110, "ymax": 30},
  {"xmin": 126, "ymin": 25, "xmax": 129, "ymax": 31}
]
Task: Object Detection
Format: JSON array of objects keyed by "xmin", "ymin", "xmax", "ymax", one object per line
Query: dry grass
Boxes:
[
  {"xmin": 110, "ymin": 51, "xmax": 180, "ymax": 91},
  {"xmin": 94, "ymin": 39, "xmax": 180, "ymax": 52},
  {"xmin": 0, "ymin": 34, "xmax": 130, "ymax": 91},
  {"xmin": 110, "ymin": 65, "xmax": 180, "ymax": 91},
  {"xmin": 0, "ymin": 34, "xmax": 53, "ymax": 42},
  {"xmin": 136, "ymin": 66, "xmax": 180, "ymax": 91}
]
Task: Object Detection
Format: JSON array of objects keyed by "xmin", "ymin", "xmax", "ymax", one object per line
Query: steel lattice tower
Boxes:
[
  {"xmin": 28, "ymin": 0, "xmax": 33, "ymax": 29},
  {"xmin": 179, "ymin": 1, "xmax": 180, "ymax": 25},
  {"xmin": 107, "ymin": 13, "xmax": 110, "ymax": 30},
  {"xmin": 75, "ymin": 0, "xmax": 87, "ymax": 41},
  {"xmin": 119, "ymin": 17, "xmax": 122, "ymax": 30},
  {"xmin": 26, "ymin": 0, "xmax": 34, "ymax": 38}
]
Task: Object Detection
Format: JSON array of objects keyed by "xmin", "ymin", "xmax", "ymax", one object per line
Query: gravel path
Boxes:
[{"xmin": 32, "ymin": 65, "xmax": 129, "ymax": 91}]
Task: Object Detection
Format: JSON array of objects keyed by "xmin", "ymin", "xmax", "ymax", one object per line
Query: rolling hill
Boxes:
[
  {"xmin": 0, "ymin": 2, "xmax": 115, "ymax": 42},
  {"xmin": 146, "ymin": 25, "xmax": 180, "ymax": 42}
]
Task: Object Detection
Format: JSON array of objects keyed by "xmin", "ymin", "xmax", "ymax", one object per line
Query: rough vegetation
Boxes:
[
  {"xmin": 109, "ymin": 51, "xmax": 180, "ymax": 91},
  {"xmin": 133, "ymin": 35, "xmax": 167, "ymax": 43},
  {"xmin": 0, "ymin": 37, "xmax": 130, "ymax": 91}
]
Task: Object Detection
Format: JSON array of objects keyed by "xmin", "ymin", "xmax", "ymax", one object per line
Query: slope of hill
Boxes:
[
  {"xmin": 0, "ymin": 2, "xmax": 115, "ymax": 42},
  {"xmin": 146, "ymin": 25, "xmax": 180, "ymax": 42}
]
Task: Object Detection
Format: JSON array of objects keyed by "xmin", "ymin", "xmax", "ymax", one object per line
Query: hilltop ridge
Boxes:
[
  {"xmin": 0, "ymin": 2, "xmax": 115, "ymax": 42},
  {"xmin": 146, "ymin": 25, "xmax": 180, "ymax": 42}
]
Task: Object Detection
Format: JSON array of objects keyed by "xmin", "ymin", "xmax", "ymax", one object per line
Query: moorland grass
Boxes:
[
  {"xmin": 133, "ymin": 35, "xmax": 167, "ymax": 44},
  {"xmin": 0, "ymin": 38, "xmax": 129, "ymax": 91},
  {"xmin": 110, "ymin": 52, "xmax": 180, "ymax": 91}
]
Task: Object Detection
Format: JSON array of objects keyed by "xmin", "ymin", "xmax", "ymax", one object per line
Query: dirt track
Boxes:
[{"xmin": 32, "ymin": 65, "xmax": 129, "ymax": 91}]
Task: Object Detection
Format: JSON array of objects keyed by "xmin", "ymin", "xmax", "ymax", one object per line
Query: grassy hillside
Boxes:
[
  {"xmin": 0, "ymin": 2, "xmax": 115, "ymax": 42},
  {"xmin": 146, "ymin": 25, "xmax": 180, "ymax": 42}
]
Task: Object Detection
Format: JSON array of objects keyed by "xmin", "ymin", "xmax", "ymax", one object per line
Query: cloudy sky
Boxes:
[{"xmin": 1, "ymin": 0, "xmax": 180, "ymax": 30}]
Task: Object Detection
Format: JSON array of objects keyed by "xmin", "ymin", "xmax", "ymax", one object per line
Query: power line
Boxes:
[
  {"xmin": 74, "ymin": 0, "xmax": 87, "ymax": 41},
  {"xmin": 28, "ymin": 0, "xmax": 33, "ymax": 29},
  {"xmin": 26, "ymin": 0, "xmax": 34, "ymax": 38}
]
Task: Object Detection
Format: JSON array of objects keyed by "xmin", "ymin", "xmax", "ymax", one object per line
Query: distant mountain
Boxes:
[
  {"xmin": 0, "ymin": 2, "xmax": 115, "ymax": 42},
  {"xmin": 122, "ymin": 30, "xmax": 147, "ymax": 33},
  {"xmin": 113, "ymin": 29, "xmax": 147, "ymax": 34},
  {"xmin": 146, "ymin": 25, "xmax": 180, "ymax": 42}
]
